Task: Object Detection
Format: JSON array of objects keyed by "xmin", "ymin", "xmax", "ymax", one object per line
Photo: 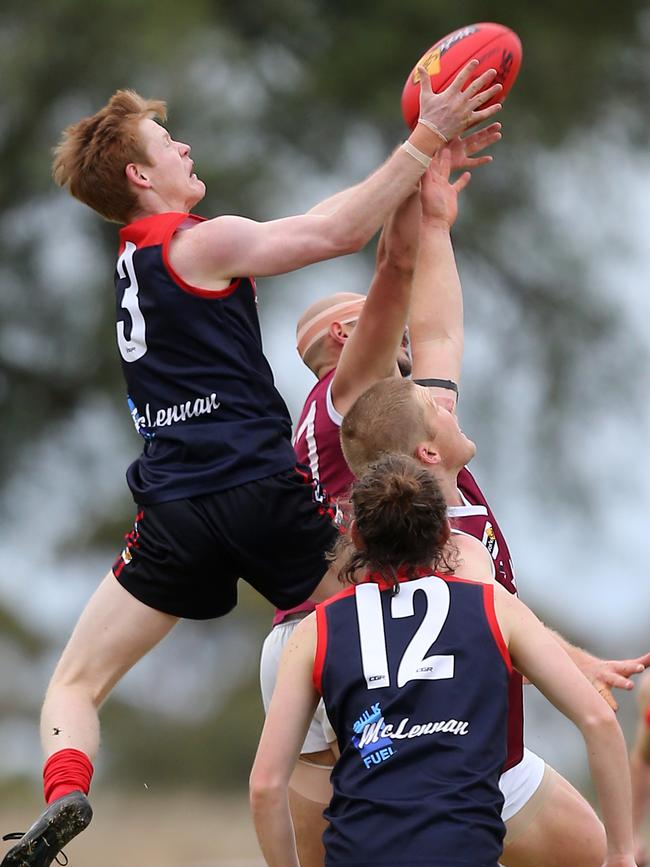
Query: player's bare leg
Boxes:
[
  {"xmin": 41, "ymin": 572, "xmax": 179, "ymax": 759},
  {"xmin": 288, "ymin": 748, "xmax": 336, "ymax": 867},
  {"xmin": 501, "ymin": 769, "xmax": 606, "ymax": 867},
  {"xmin": 1, "ymin": 573, "xmax": 178, "ymax": 866}
]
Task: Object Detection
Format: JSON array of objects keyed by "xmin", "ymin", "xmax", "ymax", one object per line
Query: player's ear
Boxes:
[
  {"xmin": 414, "ymin": 442, "xmax": 441, "ymax": 467},
  {"xmin": 329, "ymin": 321, "xmax": 350, "ymax": 345},
  {"xmin": 125, "ymin": 163, "xmax": 152, "ymax": 189}
]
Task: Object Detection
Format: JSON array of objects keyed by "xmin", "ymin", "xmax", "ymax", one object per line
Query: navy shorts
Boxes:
[{"xmin": 112, "ymin": 466, "xmax": 341, "ymax": 619}]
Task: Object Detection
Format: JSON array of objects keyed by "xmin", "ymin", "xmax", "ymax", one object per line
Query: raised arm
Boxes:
[
  {"xmin": 409, "ymin": 149, "xmax": 467, "ymax": 396},
  {"xmin": 330, "ymin": 191, "xmax": 421, "ymax": 415},
  {"xmin": 496, "ymin": 589, "xmax": 635, "ymax": 867},
  {"xmin": 250, "ymin": 615, "xmax": 320, "ymax": 867},
  {"xmin": 408, "ymin": 124, "xmax": 501, "ymax": 414},
  {"xmin": 170, "ymin": 65, "xmax": 502, "ymax": 283},
  {"xmin": 631, "ymin": 672, "xmax": 650, "ymax": 865}
]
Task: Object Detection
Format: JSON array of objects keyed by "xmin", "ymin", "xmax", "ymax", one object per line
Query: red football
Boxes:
[{"xmin": 401, "ymin": 22, "xmax": 522, "ymax": 131}]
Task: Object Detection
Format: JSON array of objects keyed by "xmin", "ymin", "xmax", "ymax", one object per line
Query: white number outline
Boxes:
[
  {"xmin": 355, "ymin": 577, "xmax": 455, "ymax": 690},
  {"xmin": 292, "ymin": 399, "xmax": 319, "ymax": 479},
  {"xmin": 116, "ymin": 241, "xmax": 147, "ymax": 363}
]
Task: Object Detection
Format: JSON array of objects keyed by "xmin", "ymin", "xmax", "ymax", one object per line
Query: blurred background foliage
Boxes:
[{"xmin": 1, "ymin": 0, "xmax": 650, "ymax": 803}]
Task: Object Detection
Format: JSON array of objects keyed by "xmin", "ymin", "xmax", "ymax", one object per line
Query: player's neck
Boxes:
[
  {"xmin": 317, "ymin": 363, "xmax": 337, "ymax": 380},
  {"xmin": 129, "ymin": 190, "xmax": 193, "ymax": 223},
  {"xmin": 436, "ymin": 468, "xmax": 464, "ymax": 507}
]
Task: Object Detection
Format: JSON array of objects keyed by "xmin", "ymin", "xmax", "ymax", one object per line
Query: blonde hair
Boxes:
[
  {"xmin": 52, "ymin": 89, "xmax": 167, "ymax": 224},
  {"xmin": 341, "ymin": 378, "xmax": 430, "ymax": 477}
]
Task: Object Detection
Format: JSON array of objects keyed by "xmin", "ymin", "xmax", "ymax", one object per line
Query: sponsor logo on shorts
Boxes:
[{"xmin": 120, "ymin": 547, "xmax": 132, "ymax": 564}]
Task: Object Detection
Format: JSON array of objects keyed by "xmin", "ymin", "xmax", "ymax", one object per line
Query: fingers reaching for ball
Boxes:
[
  {"xmin": 417, "ymin": 61, "xmax": 503, "ymax": 141},
  {"xmin": 401, "ymin": 23, "xmax": 522, "ymax": 130}
]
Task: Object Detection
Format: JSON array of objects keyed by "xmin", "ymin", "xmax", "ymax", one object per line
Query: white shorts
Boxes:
[
  {"xmin": 260, "ymin": 618, "xmax": 335, "ymax": 754},
  {"xmin": 499, "ymin": 747, "xmax": 546, "ymax": 822}
]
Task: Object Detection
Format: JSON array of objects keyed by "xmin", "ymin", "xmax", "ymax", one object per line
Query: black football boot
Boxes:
[{"xmin": 1, "ymin": 791, "xmax": 92, "ymax": 866}]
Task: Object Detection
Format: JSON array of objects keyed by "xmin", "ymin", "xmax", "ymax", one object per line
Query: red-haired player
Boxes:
[{"xmin": 1, "ymin": 68, "xmax": 503, "ymax": 867}]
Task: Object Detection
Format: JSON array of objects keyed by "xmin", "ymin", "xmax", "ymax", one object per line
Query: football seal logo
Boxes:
[{"xmin": 481, "ymin": 522, "xmax": 499, "ymax": 559}]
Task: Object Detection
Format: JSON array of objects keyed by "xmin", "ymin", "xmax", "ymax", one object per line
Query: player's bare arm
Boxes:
[
  {"xmin": 330, "ymin": 192, "xmax": 421, "ymax": 415},
  {"xmin": 304, "ymin": 123, "xmax": 502, "ymax": 219},
  {"xmin": 409, "ymin": 149, "xmax": 473, "ymax": 410},
  {"xmin": 495, "ymin": 588, "xmax": 635, "ymax": 866},
  {"xmin": 546, "ymin": 628, "xmax": 650, "ymax": 711},
  {"xmin": 168, "ymin": 64, "xmax": 502, "ymax": 284},
  {"xmin": 631, "ymin": 671, "xmax": 650, "ymax": 866},
  {"xmin": 251, "ymin": 616, "xmax": 320, "ymax": 867}
]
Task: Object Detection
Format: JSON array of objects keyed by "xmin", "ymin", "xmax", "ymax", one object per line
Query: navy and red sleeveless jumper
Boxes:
[
  {"xmin": 314, "ymin": 573, "xmax": 511, "ymax": 867},
  {"xmin": 115, "ymin": 212, "xmax": 296, "ymax": 504}
]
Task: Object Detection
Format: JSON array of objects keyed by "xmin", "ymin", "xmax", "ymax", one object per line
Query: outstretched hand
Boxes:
[
  {"xmin": 420, "ymin": 150, "xmax": 470, "ymax": 228},
  {"xmin": 446, "ymin": 123, "xmax": 502, "ymax": 172},
  {"xmin": 418, "ymin": 60, "xmax": 502, "ymax": 141},
  {"xmin": 583, "ymin": 652, "xmax": 650, "ymax": 712}
]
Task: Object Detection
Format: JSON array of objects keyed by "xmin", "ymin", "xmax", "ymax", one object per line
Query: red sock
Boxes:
[{"xmin": 43, "ymin": 749, "xmax": 94, "ymax": 805}]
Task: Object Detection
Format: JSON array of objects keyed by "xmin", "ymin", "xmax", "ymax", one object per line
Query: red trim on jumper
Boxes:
[
  {"xmin": 43, "ymin": 748, "xmax": 94, "ymax": 805},
  {"xmin": 119, "ymin": 212, "xmax": 201, "ymax": 253},
  {"xmin": 481, "ymin": 583, "xmax": 513, "ymax": 674},
  {"xmin": 369, "ymin": 569, "xmax": 495, "ymax": 592},
  {"xmin": 320, "ymin": 584, "xmax": 357, "ymax": 608},
  {"xmin": 371, "ymin": 566, "xmax": 447, "ymax": 591},
  {"xmin": 119, "ymin": 211, "xmax": 251, "ymax": 300},
  {"xmin": 161, "ymin": 216, "xmax": 242, "ymax": 299},
  {"xmin": 645, "ymin": 705, "xmax": 650, "ymax": 727},
  {"xmin": 312, "ymin": 585, "xmax": 360, "ymax": 692},
  {"xmin": 313, "ymin": 604, "xmax": 328, "ymax": 695}
]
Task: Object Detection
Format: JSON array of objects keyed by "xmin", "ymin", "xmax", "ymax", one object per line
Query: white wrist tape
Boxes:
[
  {"xmin": 401, "ymin": 140, "xmax": 431, "ymax": 168},
  {"xmin": 417, "ymin": 118, "xmax": 449, "ymax": 143}
]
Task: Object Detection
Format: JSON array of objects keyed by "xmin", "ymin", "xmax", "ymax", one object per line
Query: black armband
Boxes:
[{"xmin": 413, "ymin": 378, "xmax": 459, "ymax": 396}]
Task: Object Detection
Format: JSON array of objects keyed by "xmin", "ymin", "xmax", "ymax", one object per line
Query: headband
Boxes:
[{"xmin": 296, "ymin": 299, "xmax": 365, "ymax": 359}]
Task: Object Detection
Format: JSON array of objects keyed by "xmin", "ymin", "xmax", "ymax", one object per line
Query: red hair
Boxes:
[{"xmin": 52, "ymin": 89, "xmax": 167, "ymax": 224}]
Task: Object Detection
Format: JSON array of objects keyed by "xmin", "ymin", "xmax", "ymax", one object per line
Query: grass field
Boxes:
[
  {"xmin": 1, "ymin": 791, "xmax": 265, "ymax": 867},
  {"xmin": 3, "ymin": 788, "xmax": 649, "ymax": 865}
]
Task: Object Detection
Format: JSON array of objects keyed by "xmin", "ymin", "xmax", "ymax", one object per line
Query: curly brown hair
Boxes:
[{"xmin": 332, "ymin": 453, "xmax": 456, "ymax": 592}]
